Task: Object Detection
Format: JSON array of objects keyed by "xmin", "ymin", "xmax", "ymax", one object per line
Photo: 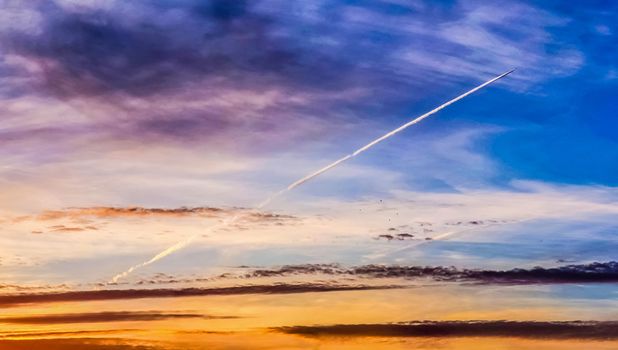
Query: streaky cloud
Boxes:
[
  {"xmin": 0, "ymin": 311, "xmax": 237, "ymax": 324},
  {"xmin": 35, "ymin": 206, "xmax": 295, "ymax": 221},
  {"xmin": 0, "ymin": 283, "xmax": 399, "ymax": 307},
  {"xmin": 243, "ymin": 261, "xmax": 618, "ymax": 284},
  {"xmin": 0, "ymin": 338, "xmax": 156, "ymax": 350},
  {"xmin": 275, "ymin": 320, "xmax": 618, "ymax": 340}
]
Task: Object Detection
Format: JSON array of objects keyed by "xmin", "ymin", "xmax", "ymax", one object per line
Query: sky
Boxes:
[{"xmin": 0, "ymin": 0, "xmax": 617, "ymax": 349}]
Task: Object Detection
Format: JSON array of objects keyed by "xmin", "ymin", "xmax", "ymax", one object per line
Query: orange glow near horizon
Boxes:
[{"xmin": 1, "ymin": 286, "xmax": 617, "ymax": 348}]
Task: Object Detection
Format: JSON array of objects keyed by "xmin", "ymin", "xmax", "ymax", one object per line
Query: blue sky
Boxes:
[
  {"xmin": 1, "ymin": 0, "xmax": 616, "ymax": 191},
  {"xmin": 3, "ymin": 4, "xmax": 618, "ymax": 350},
  {"xmin": 0, "ymin": 0, "xmax": 617, "ymax": 284}
]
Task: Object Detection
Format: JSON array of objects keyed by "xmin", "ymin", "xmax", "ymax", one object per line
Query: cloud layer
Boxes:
[
  {"xmin": 0, "ymin": 283, "xmax": 397, "ymax": 307},
  {"xmin": 243, "ymin": 261, "xmax": 618, "ymax": 284},
  {"xmin": 35, "ymin": 206, "xmax": 296, "ymax": 223},
  {"xmin": 0, "ymin": 0, "xmax": 585, "ymax": 157},
  {"xmin": 276, "ymin": 320, "xmax": 618, "ymax": 340},
  {"xmin": 0, "ymin": 311, "xmax": 235, "ymax": 324}
]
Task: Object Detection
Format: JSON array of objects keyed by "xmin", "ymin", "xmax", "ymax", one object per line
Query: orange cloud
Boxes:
[
  {"xmin": 35, "ymin": 206, "xmax": 296, "ymax": 223},
  {"xmin": 37, "ymin": 207, "xmax": 225, "ymax": 220}
]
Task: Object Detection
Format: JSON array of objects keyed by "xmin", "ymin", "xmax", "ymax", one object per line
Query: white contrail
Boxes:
[{"xmin": 109, "ymin": 69, "xmax": 514, "ymax": 283}]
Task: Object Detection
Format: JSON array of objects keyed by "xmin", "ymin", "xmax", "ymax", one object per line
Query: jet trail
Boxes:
[
  {"xmin": 281, "ymin": 69, "xmax": 514, "ymax": 193},
  {"xmin": 109, "ymin": 69, "xmax": 514, "ymax": 284},
  {"xmin": 110, "ymin": 214, "xmax": 240, "ymax": 283}
]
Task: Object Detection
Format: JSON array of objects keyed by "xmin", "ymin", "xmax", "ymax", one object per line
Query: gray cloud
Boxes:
[
  {"xmin": 0, "ymin": 337, "xmax": 157, "ymax": 350},
  {"xmin": 275, "ymin": 320, "xmax": 618, "ymax": 340},
  {"xmin": 0, "ymin": 283, "xmax": 399, "ymax": 307},
  {"xmin": 243, "ymin": 261, "xmax": 618, "ymax": 284},
  {"xmin": 0, "ymin": 311, "xmax": 235, "ymax": 324}
]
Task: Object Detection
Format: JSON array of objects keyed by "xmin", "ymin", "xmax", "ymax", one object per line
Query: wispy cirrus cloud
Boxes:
[
  {"xmin": 0, "ymin": 0, "xmax": 602, "ymax": 226},
  {"xmin": 0, "ymin": 0, "xmax": 583, "ymax": 153}
]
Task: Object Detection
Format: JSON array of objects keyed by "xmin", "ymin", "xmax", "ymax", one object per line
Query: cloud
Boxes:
[
  {"xmin": 37, "ymin": 207, "xmax": 227, "ymax": 220},
  {"xmin": 0, "ymin": 311, "xmax": 235, "ymax": 324},
  {"xmin": 0, "ymin": 329, "xmax": 133, "ymax": 339},
  {"xmin": 46, "ymin": 224, "xmax": 91, "ymax": 233},
  {"xmin": 2, "ymin": 1, "xmax": 581, "ymax": 98},
  {"xmin": 0, "ymin": 1, "xmax": 600, "ymax": 227},
  {"xmin": 0, "ymin": 0, "xmax": 583, "ymax": 151},
  {"xmin": 396, "ymin": 1, "xmax": 583, "ymax": 86},
  {"xmin": 274, "ymin": 320, "xmax": 618, "ymax": 340},
  {"xmin": 0, "ymin": 283, "xmax": 399, "ymax": 307},
  {"xmin": 242, "ymin": 261, "xmax": 618, "ymax": 284},
  {"xmin": 375, "ymin": 233, "xmax": 415, "ymax": 241},
  {"xmin": 4, "ymin": 1, "xmax": 312, "ymax": 97},
  {"xmin": 0, "ymin": 0, "xmax": 369, "ymax": 149},
  {"xmin": 2, "ymin": 180, "xmax": 615, "ymax": 282},
  {"xmin": 0, "ymin": 338, "xmax": 157, "ymax": 350},
  {"xmin": 26, "ymin": 206, "xmax": 297, "ymax": 231}
]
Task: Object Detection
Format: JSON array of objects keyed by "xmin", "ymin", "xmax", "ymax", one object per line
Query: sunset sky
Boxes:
[{"xmin": 1, "ymin": 0, "xmax": 617, "ymax": 349}]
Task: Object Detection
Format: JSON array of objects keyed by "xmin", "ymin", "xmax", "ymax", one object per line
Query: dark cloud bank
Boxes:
[
  {"xmin": 2, "ymin": 262, "xmax": 615, "ymax": 307},
  {"xmin": 0, "ymin": 338, "xmax": 155, "ymax": 350},
  {"xmin": 275, "ymin": 320, "xmax": 618, "ymax": 340},
  {"xmin": 246, "ymin": 261, "xmax": 618, "ymax": 284},
  {"xmin": 0, "ymin": 311, "xmax": 236, "ymax": 325},
  {"xmin": 0, "ymin": 283, "xmax": 396, "ymax": 307}
]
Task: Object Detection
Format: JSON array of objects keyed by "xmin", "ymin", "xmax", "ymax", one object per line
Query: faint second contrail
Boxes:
[{"xmin": 109, "ymin": 69, "xmax": 514, "ymax": 284}]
